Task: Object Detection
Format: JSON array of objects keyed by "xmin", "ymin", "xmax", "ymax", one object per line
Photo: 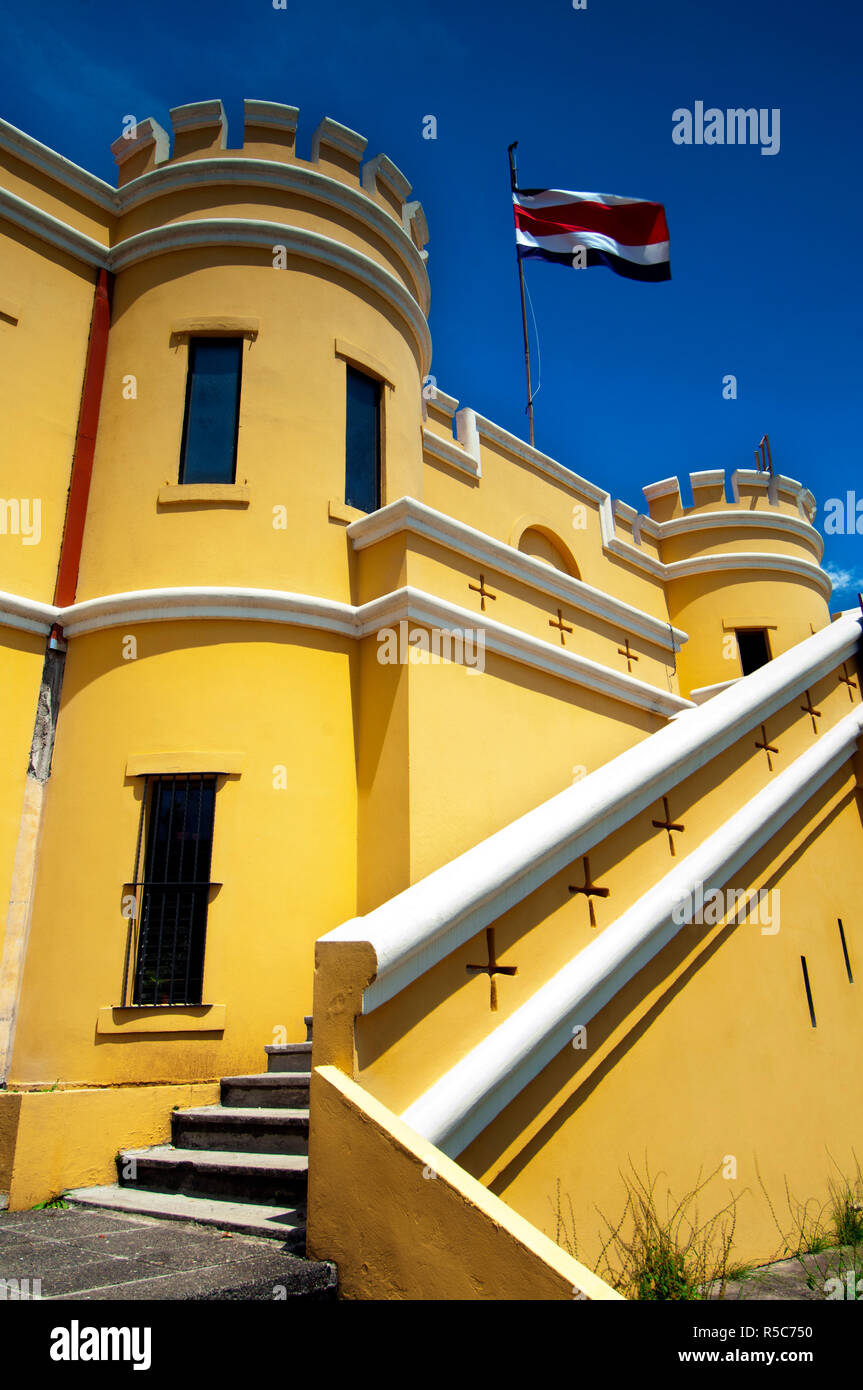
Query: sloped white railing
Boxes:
[
  {"xmin": 323, "ymin": 612, "xmax": 862, "ymax": 1012},
  {"xmin": 402, "ymin": 702, "xmax": 863, "ymax": 1154}
]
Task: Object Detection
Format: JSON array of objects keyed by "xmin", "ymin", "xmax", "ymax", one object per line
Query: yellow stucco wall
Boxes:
[
  {"xmin": 2, "ymin": 102, "xmax": 856, "ymax": 1290},
  {"xmin": 307, "ymin": 1065, "xmax": 621, "ymax": 1300}
]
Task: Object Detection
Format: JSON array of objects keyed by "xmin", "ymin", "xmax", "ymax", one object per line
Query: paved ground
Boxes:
[{"xmin": 0, "ymin": 1206, "xmax": 337, "ymax": 1300}]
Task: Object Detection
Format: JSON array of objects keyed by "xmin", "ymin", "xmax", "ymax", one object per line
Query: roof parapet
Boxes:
[
  {"xmin": 404, "ymin": 200, "xmax": 429, "ymax": 255},
  {"xmin": 169, "ymin": 100, "xmax": 228, "ymax": 159},
  {"xmin": 311, "ymin": 117, "xmax": 368, "ymax": 182},
  {"xmin": 243, "ymin": 100, "xmax": 298, "ymax": 155},
  {"xmin": 642, "ymin": 476, "xmax": 682, "ymax": 522},
  {"xmin": 689, "ymin": 470, "xmax": 727, "ymax": 508},
  {"xmin": 111, "ymin": 118, "xmax": 170, "ymax": 186},
  {"xmin": 362, "ymin": 152, "xmax": 412, "ymax": 220}
]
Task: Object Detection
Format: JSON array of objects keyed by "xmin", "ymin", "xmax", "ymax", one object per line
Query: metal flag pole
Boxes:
[{"xmin": 508, "ymin": 141, "xmax": 536, "ymax": 448}]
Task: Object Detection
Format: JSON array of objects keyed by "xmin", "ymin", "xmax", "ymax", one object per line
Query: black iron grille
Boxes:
[{"xmin": 127, "ymin": 775, "xmax": 217, "ymax": 1006}]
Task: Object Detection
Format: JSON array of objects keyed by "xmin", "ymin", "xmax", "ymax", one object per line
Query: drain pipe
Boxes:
[{"xmin": 0, "ymin": 267, "xmax": 112, "ymax": 1083}]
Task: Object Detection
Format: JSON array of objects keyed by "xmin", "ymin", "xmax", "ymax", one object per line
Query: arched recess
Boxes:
[{"xmin": 511, "ymin": 518, "xmax": 581, "ymax": 579}]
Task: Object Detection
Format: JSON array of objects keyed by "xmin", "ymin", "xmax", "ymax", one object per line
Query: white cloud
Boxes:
[{"xmin": 824, "ymin": 565, "xmax": 863, "ymax": 595}]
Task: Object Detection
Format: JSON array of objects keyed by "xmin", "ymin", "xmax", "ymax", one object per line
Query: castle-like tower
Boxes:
[{"xmin": 0, "ymin": 99, "xmax": 857, "ymax": 1300}]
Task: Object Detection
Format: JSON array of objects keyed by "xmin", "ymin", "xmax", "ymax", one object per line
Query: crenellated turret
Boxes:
[{"xmin": 641, "ymin": 468, "xmax": 828, "ymax": 698}]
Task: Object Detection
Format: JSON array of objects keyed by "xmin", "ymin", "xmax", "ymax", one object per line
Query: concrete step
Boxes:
[
  {"xmin": 172, "ymin": 1106, "xmax": 308, "ymax": 1156},
  {"xmin": 266, "ymin": 1043, "xmax": 312, "ymax": 1074},
  {"xmin": 64, "ymin": 1184, "xmax": 308, "ymax": 1248},
  {"xmin": 118, "ymin": 1146, "xmax": 308, "ymax": 1206},
  {"xmin": 221, "ymin": 1072, "xmax": 309, "ymax": 1107}
]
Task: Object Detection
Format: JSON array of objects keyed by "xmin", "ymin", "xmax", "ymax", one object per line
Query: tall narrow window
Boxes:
[
  {"xmin": 179, "ymin": 337, "xmax": 243, "ymax": 484},
  {"xmin": 131, "ymin": 775, "xmax": 217, "ymax": 1006},
  {"xmin": 736, "ymin": 628, "xmax": 771, "ymax": 676},
  {"xmin": 345, "ymin": 364, "xmax": 381, "ymax": 513}
]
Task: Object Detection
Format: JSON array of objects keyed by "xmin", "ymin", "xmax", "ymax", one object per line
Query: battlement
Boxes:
[
  {"xmin": 642, "ymin": 469, "xmax": 817, "ymax": 528},
  {"xmin": 108, "ymin": 99, "xmax": 427, "ymax": 250}
]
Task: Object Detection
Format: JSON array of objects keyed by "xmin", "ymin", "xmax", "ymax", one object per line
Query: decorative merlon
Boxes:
[
  {"xmin": 404, "ymin": 200, "xmax": 429, "ymax": 251},
  {"xmin": 243, "ymin": 99, "xmax": 299, "ymax": 135},
  {"xmin": 169, "ymin": 100, "xmax": 228, "ymax": 145},
  {"xmin": 110, "ymin": 118, "xmax": 170, "ymax": 169},
  {"xmin": 311, "ymin": 117, "xmax": 368, "ymax": 168},
  {"xmin": 642, "ymin": 477, "xmax": 681, "ymax": 503},
  {"xmin": 362, "ymin": 152, "xmax": 412, "ymax": 207},
  {"xmin": 731, "ymin": 468, "xmax": 771, "ymax": 502},
  {"xmin": 689, "ymin": 469, "xmax": 726, "ymax": 490}
]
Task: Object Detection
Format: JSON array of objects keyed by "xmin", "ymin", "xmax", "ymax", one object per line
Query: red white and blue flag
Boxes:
[{"xmin": 513, "ymin": 188, "xmax": 671, "ymax": 282}]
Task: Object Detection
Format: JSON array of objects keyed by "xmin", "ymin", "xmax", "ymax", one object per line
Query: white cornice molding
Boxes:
[
  {"xmin": 362, "ymin": 588, "xmax": 689, "ymax": 717},
  {"xmin": 655, "ymin": 508, "xmax": 824, "ymax": 561},
  {"xmin": 472, "ymin": 413, "xmax": 608, "ymax": 506},
  {"xmin": 347, "ymin": 497, "xmax": 687, "ymax": 653},
  {"xmin": 0, "ymin": 590, "xmax": 57, "ymax": 635},
  {"xmin": 115, "ymin": 158, "xmax": 429, "ymax": 313},
  {"xmin": 107, "ymin": 220, "xmax": 432, "ymax": 372},
  {"xmin": 0, "ymin": 186, "xmax": 107, "ymax": 265},
  {"xmin": 665, "ymin": 551, "xmax": 831, "ymax": 599},
  {"xmin": 403, "ymin": 701, "xmax": 863, "ymax": 1155},
  {"xmin": 0, "ymin": 582, "xmax": 688, "ymax": 717},
  {"xmin": 0, "ymin": 117, "xmax": 116, "ymax": 210},
  {"xmin": 322, "ymin": 610, "xmax": 862, "ymax": 1020},
  {"xmin": 59, "ymin": 587, "xmax": 358, "ymax": 639},
  {"xmin": 422, "ymin": 427, "xmax": 480, "ymax": 479}
]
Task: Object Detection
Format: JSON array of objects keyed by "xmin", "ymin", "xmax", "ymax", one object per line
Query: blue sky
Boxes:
[{"xmin": 3, "ymin": 0, "xmax": 861, "ymax": 604}]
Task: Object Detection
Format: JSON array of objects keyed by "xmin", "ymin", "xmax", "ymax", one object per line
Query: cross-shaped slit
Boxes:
[
  {"xmin": 652, "ymin": 796, "xmax": 685, "ymax": 856},
  {"xmin": 549, "ymin": 608, "xmax": 573, "ymax": 646},
  {"xmin": 618, "ymin": 638, "xmax": 639, "ymax": 673},
  {"xmin": 468, "ymin": 573, "xmax": 497, "ymax": 612},
  {"xmin": 568, "ymin": 855, "xmax": 610, "ymax": 928},
  {"xmin": 800, "ymin": 690, "xmax": 821, "ymax": 734},
  {"xmin": 755, "ymin": 723, "xmax": 779, "ymax": 771},
  {"xmin": 466, "ymin": 926, "xmax": 517, "ymax": 1011}
]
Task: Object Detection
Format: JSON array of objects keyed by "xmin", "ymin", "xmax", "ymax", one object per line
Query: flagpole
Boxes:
[{"xmin": 508, "ymin": 141, "xmax": 535, "ymax": 448}]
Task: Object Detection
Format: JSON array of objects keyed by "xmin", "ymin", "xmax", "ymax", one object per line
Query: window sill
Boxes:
[
  {"xmin": 96, "ymin": 1005, "xmax": 227, "ymax": 1035},
  {"xmin": 158, "ymin": 485, "xmax": 250, "ymax": 507},
  {"xmin": 328, "ymin": 498, "xmax": 368, "ymax": 524}
]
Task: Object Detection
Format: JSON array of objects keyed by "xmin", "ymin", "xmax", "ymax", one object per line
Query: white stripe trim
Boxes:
[
  {"xmin": 516, "ymin": 226, "xmax": 670, "ymax": 266},
  {"xmin": 0, "ymin": 590, "xmax": 56, "ymax": 635},
  {"xmin": 403, "ymin": 701, "xmax": 863, "ymax": 1154},
  {"xmin": 514, "ymin": 189, "xmax": 657, "ymax": 209},
  {"xmin": 320, "ymin": 613, "xmax": 862, "ymax": 1013},
  {"xmin": 347, "ymin": 498, "xmax": 687, "ymax": 653},
  {"xmin": 0, "ymin": 584, "xmax": 689, "ymax": 716}
]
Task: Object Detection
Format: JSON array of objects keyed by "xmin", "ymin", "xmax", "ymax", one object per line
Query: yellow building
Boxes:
[{"xmin": 0, "ymin": 98, "xmax": 859, "ymax": 1300}]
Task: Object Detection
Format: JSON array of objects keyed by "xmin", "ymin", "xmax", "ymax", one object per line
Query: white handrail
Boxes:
[
  {"xmin": 403, "ymin": 703, "xmax": 863, "ymax": 1154},
  {"xmin": 323, "ymin": 613, "xmax": 861, "ymax": 1011}
]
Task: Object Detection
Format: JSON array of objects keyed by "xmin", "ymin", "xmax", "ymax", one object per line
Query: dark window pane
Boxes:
[
  {"xmin": 133, "ymin": 776, "xmax": 216, "ymax": 1006},
  {"xmin": 736, "ymin": 629, "xmax": 771, "ymax": 676},
  {"xmin": 179, "ymin": 338, "xmax": 242, "ymax": 484},
  {"xmin": 345, "ymin": 365, "xmax": 381, "ymax": 513}
]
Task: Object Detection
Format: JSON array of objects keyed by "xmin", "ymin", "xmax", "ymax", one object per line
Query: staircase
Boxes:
[{"xmin": 67, "ymin": 1018, "xmax": 316, "ymax": 1249}]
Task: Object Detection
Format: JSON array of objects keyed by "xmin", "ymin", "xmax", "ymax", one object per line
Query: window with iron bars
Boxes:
[{"xmin": 123, "ymin": 775, "xmax": 218, "ymax": 1007}]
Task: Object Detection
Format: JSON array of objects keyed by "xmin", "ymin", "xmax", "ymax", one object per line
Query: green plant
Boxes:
[
  {"xmin": 31, "ymin": 1196, "xmax": 69, "ymax": 1210},
  {"xmin": 551, "ymin": 1160, "xmax": 742, "ymax": 1300},
  {"xmin": 826, "ymin": 1153, "xmax": 863, "ymax": 1247}
]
